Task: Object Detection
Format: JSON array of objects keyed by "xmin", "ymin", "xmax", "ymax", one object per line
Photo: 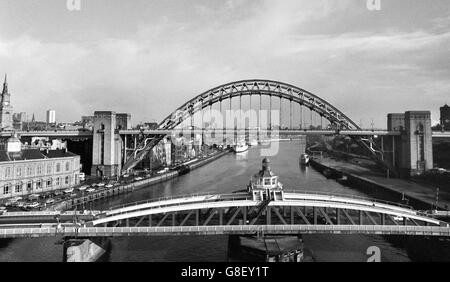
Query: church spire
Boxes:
[{"xmin": 2, "ymin": 73, "xmax": 7, "ymax": 94}]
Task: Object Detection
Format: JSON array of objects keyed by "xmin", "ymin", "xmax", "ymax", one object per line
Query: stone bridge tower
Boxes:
[
  {"xmin": 387, "ymin": 111, "xmax": 433, "ymax": 177},
  {"xmin": 91, "ymin": 111, "xmax": 131, "ymax": 178}
]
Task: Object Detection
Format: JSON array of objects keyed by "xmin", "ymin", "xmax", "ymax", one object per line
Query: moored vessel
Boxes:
[
  {"xmin": 233, "ymin": 143, "xmax": 249, "ymax": 153},
  {"xmin": 300, "ymin": 153, "xmax": 310, "ymax": 166},
  {"xmin": 248, "ymin": 139, "xmax": 258, "ymax": 146}
]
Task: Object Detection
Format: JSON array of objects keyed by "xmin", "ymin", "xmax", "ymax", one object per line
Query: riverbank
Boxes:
[
  {"xmin": 309, "ymin": 157, "xmax": 450, "ymax": 211},
  {"xmin": 49, "ymin": 149, "xmax": 231, "ymax": 211}
]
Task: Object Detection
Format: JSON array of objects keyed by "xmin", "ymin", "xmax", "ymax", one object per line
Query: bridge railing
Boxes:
[
  {"xmin": 104, "ymin": 189, "xmax": 415, "ymax": 218},
  {"xmin": 107, "ymin": 191, "xmax": 250, "ymax": 211},
  {"xmin": 105, "ymin": 194, "xmax": 254, "ymax": 217},
  {"xmin": 107, "ymin": 189, "xmax": 412, "ymax": 212},
  {"xmin": 283, "ymin": 190, "xmax": 413, "ymax": 210}
]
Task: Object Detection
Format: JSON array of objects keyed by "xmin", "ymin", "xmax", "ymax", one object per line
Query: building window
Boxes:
[
  {"xmin": 65, "ymin": 162, "xmax": 70, "ymax": 171},
  {"xmin": 46, "ymin": 179, "xmax": 52, "ymax": 187},
  {"xmin": 55, "ymin": 177, "xmax": 60, "ymax": 186},
  {"xmin": 26, "ymin": 166, "xmax": 32, "ymax": 176},
  {"xmin": 15, "ymin": 182, "xmax": 22, "ymax": 193},
  {"xmin": 47, "ymin": 164, "xmax": 52, "ymax": 174},
  {"xmin": 16, "ymin": 167, "xmax": 22, "ymax": 177},
  {"xmin": 65, "ymin": 176, "xmax": 70, "ymax": 185},
  {"xmin": 264, "ymin": 178, "xmax": 271, "ymax": 186},
  {"xmin": 36, "ymin": 179, "xmax": 42, "ymax": 189},
  {"xmin": 37, "ymin": 165, "xmax": 43, "ymax": 175},
  {"xmin": 5, "ymin": 167, "xmax": 11, "ymax": 179},
  {"xmin": 56, "ymin": 163, "xmax": 61, "ymax": 173},
  {"xmin": 27, "ymin": 181, "xmax": 32, "ymax": 192},
  {"xmin": 3, "ymin": 184, "xmax": 10, "ymax": 195}
]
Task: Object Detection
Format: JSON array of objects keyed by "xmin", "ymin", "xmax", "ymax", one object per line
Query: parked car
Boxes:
[
  {"xmin": 63, "ymin": 188, "xmax": 75, "ymax": 194},
  {"xmin": 45, "ymin": 198, "xmax": 55, "ymax": 204},
  {"xmin": 157, "ymin": 168, "xmax": 169, "ymax": 174},
  {"xmin": 77, "ymin": 185, "xmax": 88, "ymax": 192},
  {"xmin": 28, "ymin": 194, "xmax": 40, "ymax": 201},
  {"xmin": 25, "ymin": 202, "xmax": 40, "ymax": 209}
]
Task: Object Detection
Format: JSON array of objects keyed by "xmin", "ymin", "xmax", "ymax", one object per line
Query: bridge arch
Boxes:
[
  {"xmin": 158, "ymin": 79, "xmax": 359, "ymax": 131},
  {"xmin": 89, "ymin": 191, "xmax": 444, "ymax": 227},
  {"xmin": 123, "ymin": 79, "xmax": 385, "ymax": 173}
]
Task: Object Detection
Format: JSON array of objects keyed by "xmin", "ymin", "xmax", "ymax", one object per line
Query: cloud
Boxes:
[{"xmin": 0, "ymin": 0, "xmax": 448, "ymax": 127}]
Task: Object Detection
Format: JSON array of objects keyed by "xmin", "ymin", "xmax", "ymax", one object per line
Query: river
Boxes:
[{"xmin": 0, "ymin": 141, "xmax": 448, "ymax": 261}]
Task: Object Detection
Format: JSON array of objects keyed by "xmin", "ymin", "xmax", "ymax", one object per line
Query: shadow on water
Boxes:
[
  {"xmin": 0, "ymin": 238, "xmax": 14, "ymax": 249},
  {"xmin": 385, "ymin": 235, "xmax": 450, "ymax": 262}
]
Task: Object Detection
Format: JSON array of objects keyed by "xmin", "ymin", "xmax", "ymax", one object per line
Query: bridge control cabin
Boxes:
[{"xmin": 247, "ymin": 158, "xmax": 284, "ymax": 201}]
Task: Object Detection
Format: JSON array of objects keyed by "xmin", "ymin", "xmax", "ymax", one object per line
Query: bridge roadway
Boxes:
[
  {"xmin": 1, "ymin": 129, "xmax": 448, "ymax": 138},
  {"xmin": 1, "ymin": 191, "xmax": 449, "ymax": 238},
  {"xmin": 118, "ymin": 129, "xmax": 402, "ymax": 136},
  {"xmin": 0, "ymin": 210, "xmax": 99, "ymax": 225},
  {"xmin": 1, "ymin": 225, "xmax": 449, "ymax": 238},
  {"xmin": 0, "ymin": 130, "xmax": 93, "ymax": 138}
]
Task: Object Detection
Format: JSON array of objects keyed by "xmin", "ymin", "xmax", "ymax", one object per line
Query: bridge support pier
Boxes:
[
  {"xmin": 387, "ymin": 111, "xmax": 433, "ymax": 177},
  {"xmin": 91, "ymin": 111, "xmax": 131, "ymax": 178}
]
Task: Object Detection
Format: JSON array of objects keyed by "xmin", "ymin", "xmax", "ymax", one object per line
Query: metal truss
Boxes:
[
  {"xmin": 99, "ymin": 205, "xmax": 435, "ymax": 228},
  {"xmin": 122, "ymin": 79, "xmax": 392, "ymax": 174}
]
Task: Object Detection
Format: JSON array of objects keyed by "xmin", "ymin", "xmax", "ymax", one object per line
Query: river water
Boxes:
[{"xmin": 0, "ymin": 141, "xmax": 448, "ymax": 261}]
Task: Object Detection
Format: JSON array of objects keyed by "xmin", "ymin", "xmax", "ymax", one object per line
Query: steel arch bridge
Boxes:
[{"xmin": 122, "ymin": 79, "xmax": 392, "ymax": 174}]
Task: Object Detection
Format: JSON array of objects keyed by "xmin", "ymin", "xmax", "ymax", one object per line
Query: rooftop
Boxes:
[{"xmin": 0, "ymin": 149, "xmax": 77, "ymax": 162}]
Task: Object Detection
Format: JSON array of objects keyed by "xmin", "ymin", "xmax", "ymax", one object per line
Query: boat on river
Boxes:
[
  {"xmin": 233, "ymin": 143, "xmax": 249, "ymax": 153},
  {"xmin": 300, "ymin": 153, "xmax": 310, "ymax": 166}
]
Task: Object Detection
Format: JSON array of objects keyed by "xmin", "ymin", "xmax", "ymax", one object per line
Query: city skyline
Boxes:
[{"xmin": 0, "ymin": 0, "xmax": 449, "ymax": 126}]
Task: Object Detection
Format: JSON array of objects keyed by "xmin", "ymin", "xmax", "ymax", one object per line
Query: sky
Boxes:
[{"xmin": 0, "ymin": 0, "xmax": 449, "ymax": 127}]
